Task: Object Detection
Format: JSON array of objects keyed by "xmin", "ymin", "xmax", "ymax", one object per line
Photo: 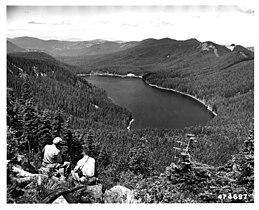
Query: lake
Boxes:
[{"xmin": 84, "ymin": 75, "xmax": 214, "ymax": 130}]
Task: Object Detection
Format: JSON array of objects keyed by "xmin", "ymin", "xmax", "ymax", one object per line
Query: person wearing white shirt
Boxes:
[
  {"xmin": 72, "ymin": 149, "xmax": 97, "ymax": 184},
  {"xmin": 42, "ymin": 137, "xmax": 71, "ymax": 178}
]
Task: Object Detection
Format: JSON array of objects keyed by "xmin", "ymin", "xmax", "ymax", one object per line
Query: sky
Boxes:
[{"xmin": 6, "ymin": 1, "xmax": 257, "ymax": 46}]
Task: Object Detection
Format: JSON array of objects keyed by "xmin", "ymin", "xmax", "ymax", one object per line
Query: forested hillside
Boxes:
[
  {"xmin": 6, "ymin": 37, "xmax": 254, "ymax": 203},
  {"xmin": 59, "ymin": 37, "xmax": 254, "ymax": 166},
  {"xmin": 7, "ymin": 52, "xmax": 132, "ymax": 129},
  {"xmin": 57, "ymin": 38, "xmax": 255, "ymax": 166}
]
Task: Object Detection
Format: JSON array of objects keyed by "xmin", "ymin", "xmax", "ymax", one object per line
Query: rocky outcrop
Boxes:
[{"xmin": 199, "ymin": 42, "xmax": 219, "ymax": 57}]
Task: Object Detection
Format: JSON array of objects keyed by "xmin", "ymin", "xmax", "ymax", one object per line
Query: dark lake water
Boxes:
[{"xmin": 84, "ymin": 75, "xmax": 214, "ymax": 130}]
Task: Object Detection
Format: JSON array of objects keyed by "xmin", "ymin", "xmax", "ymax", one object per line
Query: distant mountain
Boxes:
[
  {"xmin": 8, "ymin": 36, "xmax": 253, "ymax": 78},
  {"xmin": 7, "ymin": 41, "xmax": 27, "ymax": 53},
  {"xmin": 233, "ymin": 45, "xmax": 254, "ymax": 59},
  {"xmin": 87, "ymin": 39, "xmax": 108, "ymax": 44},
  {"xmin": 8, "ymin": 36, "xmax": 139, "ymax": 57},
  {"xmin": 62, "ymin": 37, "xmax": 235, "ymax": 74},
  {"xmin": 226, "ymin": 44, "xmax": 254, "ymax": 54},
  {"xmin": 246, "ymin": 47, "xmax": 254, "ymax": 52}
]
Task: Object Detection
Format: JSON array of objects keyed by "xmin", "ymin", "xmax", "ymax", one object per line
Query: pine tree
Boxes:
[
  {"xmin": 128, "ymin": 136, "xmax": 151, "ymax": 176},
  {"xmin": 52, "ymin": 109, "xmax": 64, "ymax": 138},
  {"xmin": 18, "ymin": 78, "xmax": 39, "ymax": 156},
  {"xmin": 7, "ymin": 127, "xmax": 19, "ymax": 160},
  {"xmin": 21, "ymin": 98, "xmax": 40, "ymax": 156},
  {"xmin": 7, "ymin": 89, "xmax": 24, "ymax": 155},
  {"xmin": 63, "ymin": 117, "xmax": 84, "ymax": 167},
  {"xmin": 85, "ymin": 131, "xmax": 95, "ymax": 158},
  {"xmin": 97, "ymin": 145, "xmax": 110, "ymax": 168},
  {"xmin": 37, "ymin": 110, "xmax": 53, "ymax": 150},
  {"xmin": 63, "ymin": 117, "xmax": 73, "ymax": 164},
  {"xmin": 19, "ymin": 76, "xmax": 33, "ymax": 106},
  {"xmin": 7, "ymin": 88, "xmax": 16, "ymax": 127}
]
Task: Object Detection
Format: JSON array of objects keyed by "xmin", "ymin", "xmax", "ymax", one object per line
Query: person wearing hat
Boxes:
[{"xmin": 42, "ymin": 137, "xmax": 71, "ymax": 178}]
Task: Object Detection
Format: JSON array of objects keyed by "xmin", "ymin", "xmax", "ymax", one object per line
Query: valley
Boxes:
[{"xmin": 6, "ymin": 36, "xmax": 254, "ymax": 203}]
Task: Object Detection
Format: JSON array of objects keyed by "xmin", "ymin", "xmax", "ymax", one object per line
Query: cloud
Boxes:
[
  {"xmin": 27, "ymin": 20, "xmax": 71, "ymax": 25},
  {"xmin": 101, "ymin": 21, "xmax": 109, "ymax": 25},
  {"xmin": 28, "ymin": 21, "xmax": 45, "ymax": 24},
  {"xmin": 234, "ymin": 5, "xmax": 254, "ymax": 14},
  {"xmin": 121, "ymin": 23, "xmax": 139, "ymax": 27},
  {"xmin": 161, "ymin": 21, "xmax": 174, "ymax": 26},
  {"xmin": 52, "ymin": 21, "xmax": 71, "ymax": 25},
  {"xmin": 8, "ymin": 28, "xmax": 30, "ymax": 31}
]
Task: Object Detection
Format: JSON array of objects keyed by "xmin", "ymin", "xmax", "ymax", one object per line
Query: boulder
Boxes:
[
  {"xmin": 103, "ymin": 185, "xmax": 139, "ymax": 203},
  {"xmin": 52, "ymin": 195, "xmax": 69, "ymax": 204},
  {"xmin": 86, "ymin": 184, "xmax": 103, "ymax": 202},
  {"xmin": 11, "ymin": 165, "xmax": 48, "ymax": 185}
]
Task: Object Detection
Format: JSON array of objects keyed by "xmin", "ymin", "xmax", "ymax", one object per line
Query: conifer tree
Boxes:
[
  {"xmin": 52, "ymin": 109, "xmax": 64, "ymax": 138},
  {"xmin": 85, "ymin": 131, "xmax": 95, "ymax": 158},
  {"xmin": 19, "ymin": 77, "xmax": 39, "ymax": 156},
  {"xmin": 128, "ymin": 136, "xmax": 151, "ymax": 176},
  {"xmin": 7, "ymin": 88, "xmax": 16, "ymax": 127},
  {"xmin": 7, "ymin": 127, "xmax": 19, "ymax": 160},
  {"xmin": 97, "ymin": 145, "xmax": 110, "ymax": 168},
  {"xmin": 37, "ymin": 110, "xmax": 53, "ymax": 150},
  {"xmin": 63, "ymin": 117, "xmax": 73, "ymax": 164},
  {"xmin": 63, "ymin": 117, "xmax": 84, "ymax": 167},
  {"xmin": 19, "ymin": 76, "xmax": 33, "ymax": 105},
  {"xmin": 21, "ymin": 98, "xmax": 40, "ymax": 156},
  {"xmin": 7, "ymin": 89, "xmax": 24, "ymax": 154}
]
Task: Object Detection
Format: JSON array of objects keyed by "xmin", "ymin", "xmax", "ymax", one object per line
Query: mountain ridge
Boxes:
[
  {"xmin": 8, "ymin": 36, "xmax": 139, "ymax": 57},
  {"xmin": 60, "ymin": 37, "xmax": 244, "ymax": 75}
]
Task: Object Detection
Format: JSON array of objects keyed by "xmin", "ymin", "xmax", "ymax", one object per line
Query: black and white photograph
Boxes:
[{"xmin": 3, "ymin": 0, "xmax": 256, "ymax": 205}]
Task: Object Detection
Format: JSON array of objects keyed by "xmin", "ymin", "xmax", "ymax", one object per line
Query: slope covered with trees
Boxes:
[
  {"xmin": 59, "ymin": 38, "xmax": 254, "ymax": 167},
  {"xmin": 7, "ymin": 52, "xmax": 132, "ymax": 129},
  {"xmin": 61, "ymin": 37, "xmax": 254, "ymax": 167},
  {"xmin": 7, "ymin": 92, "xmax": 254, "ymax": 203},
  {"xmin": 6, "ymin": 37, "xmax": 254, "ymax": 203},
  {"xmin": 141, "ymin": 44, "xmax": 254, "ymax": 166}
]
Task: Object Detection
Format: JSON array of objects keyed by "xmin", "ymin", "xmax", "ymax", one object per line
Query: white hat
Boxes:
[{"xmin": 53, "ymin": 137, "xmax": 63, "ymax": 144}]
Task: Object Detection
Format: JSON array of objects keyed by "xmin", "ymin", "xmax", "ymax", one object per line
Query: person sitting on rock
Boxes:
[
  {"xmin": 71, "ymin": 149, "xmax": 98, "ymax": 185},
  {"xmin": 41, "ymin": 137, "xmax": 71, "ymax": 178}
]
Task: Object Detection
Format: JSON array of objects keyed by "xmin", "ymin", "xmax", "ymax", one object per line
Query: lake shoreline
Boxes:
[
  {"xmin": 77, "ymin": 72, "xmax": 142, "ymax": 79},
  {"xmin": 79, "ymin": 71, "xmax": 217, "ymax": 119},
  {"xmin": 144, "ymin": 81, "xmax": 217, "ymax": 117}
]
